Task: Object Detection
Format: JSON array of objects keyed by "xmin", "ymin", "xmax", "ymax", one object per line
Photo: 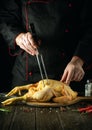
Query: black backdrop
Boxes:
[
  {"xmin": 0, "ymin": 36, "xmax": 15, "ymax": 92},
  {"xmin": 0, "ymin": 0, "xmax": 92, "ymax": 93},
  {"xmin": 0, "ymin": 34, "xmax": 92, "ymax": 93}
]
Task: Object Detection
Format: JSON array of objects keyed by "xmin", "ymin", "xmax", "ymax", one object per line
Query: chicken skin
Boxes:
[{"xmin": 1, "ymin": 79, "xmax": 78, "ymax": 106}]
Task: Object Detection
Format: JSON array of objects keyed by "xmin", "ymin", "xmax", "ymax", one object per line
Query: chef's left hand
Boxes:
[{"xmin": 61, "ymin": 56, "xmax": 85, "ymax": 85}]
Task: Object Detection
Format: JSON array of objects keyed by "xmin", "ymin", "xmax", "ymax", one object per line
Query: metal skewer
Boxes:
[
  {"xmin": 35, "ymin": 49, "xmax": 48, "ymax": 87},
  {"xmin": 40, "ymin": 54, "xmax": 48, "ymax": 80},
  {"xmin": 29, "ymin": 23, "xmax": 48, "ymax": 87},
  {"xmin": 36, "ymin": 53, "xmax": 44, "ymax": 81}
]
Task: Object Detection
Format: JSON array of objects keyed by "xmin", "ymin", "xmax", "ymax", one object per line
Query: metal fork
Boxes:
[{"xmin": 36, "ymin": 49, "xmax": 48, "ymax": 87}]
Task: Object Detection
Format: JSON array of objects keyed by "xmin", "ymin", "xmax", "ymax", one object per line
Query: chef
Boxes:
[{"xmin": 0, "ymin": 0, "xmax": 92, "ymax": 89}]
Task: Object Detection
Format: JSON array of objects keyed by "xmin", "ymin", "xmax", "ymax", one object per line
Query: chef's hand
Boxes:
[
  {"xmin": 60, "ymin": 56, "xmax": 85, "ymax": 85},
  {"xmin": 15, "ymin": 32, "xmax": 41, "ymax": 55}
]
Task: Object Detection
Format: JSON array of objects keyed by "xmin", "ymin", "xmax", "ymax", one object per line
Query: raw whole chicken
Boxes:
[{"xmin": 1, "ymin": 79, "xmax": 78, "ymax": 106}]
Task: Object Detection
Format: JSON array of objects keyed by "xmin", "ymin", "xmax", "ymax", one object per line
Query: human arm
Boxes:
[
  {"xmin": 61, "ymin": 0, "xmax": 92, "ymax": 84},
  {"xmin": 15, "ymin": 31, "xmax": 41, "ymax": 55},
  {"xmin": 0, "ymin": 0, "xmax": 40, "ymax": 55},
  {"xmin": 61, "ymin": 56, "xmax": 85, "ymax": 84},
  {"xmin": 0, "ymin": 0, "xmax": 25, "ymax": 50}
]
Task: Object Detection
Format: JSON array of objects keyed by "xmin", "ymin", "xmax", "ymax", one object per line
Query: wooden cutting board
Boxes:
[{"xmin": 26, "ymin": 96, "xmax": 92, "ymax": 107}]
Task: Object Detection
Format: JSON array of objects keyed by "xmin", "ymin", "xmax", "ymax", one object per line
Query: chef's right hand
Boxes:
[{"xmin": 15, "ymin": 32, "xmax": 41, "ymax": 55}]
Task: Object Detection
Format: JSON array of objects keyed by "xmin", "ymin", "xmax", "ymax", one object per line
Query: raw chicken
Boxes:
[{"xmin": 1, "ymin": 79, "xmax": 78, "ymax": 106}]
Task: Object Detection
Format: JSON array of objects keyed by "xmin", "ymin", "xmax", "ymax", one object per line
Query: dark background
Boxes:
[
  {"xmin": 0, "ymin": 0, "xmax": 92, "ymax": 93},
  {"xmin": 0, "ymin": 0, "xmax": 15, "ymax": 92},
  {"xmin": 0, "ymin": 36, "xmax": 15, "ymax": 92},
  {"xmin": 0, "ymin": 35, "xmax": 92, "ymax": 93}
]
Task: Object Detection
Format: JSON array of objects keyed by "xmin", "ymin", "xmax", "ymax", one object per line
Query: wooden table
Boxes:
[{"xmin": 0, "ymin": 93, "xmax": 92, "ymax": 130}]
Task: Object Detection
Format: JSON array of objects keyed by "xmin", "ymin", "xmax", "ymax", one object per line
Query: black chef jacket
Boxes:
[{"xmin": 0, "ymin": 0, "xmax": 92, "ymax": 87}]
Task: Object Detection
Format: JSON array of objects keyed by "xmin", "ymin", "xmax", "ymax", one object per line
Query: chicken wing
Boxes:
[{"xmin": 1, "ymin": 79, "xmax": 78, "ymax": 105}]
